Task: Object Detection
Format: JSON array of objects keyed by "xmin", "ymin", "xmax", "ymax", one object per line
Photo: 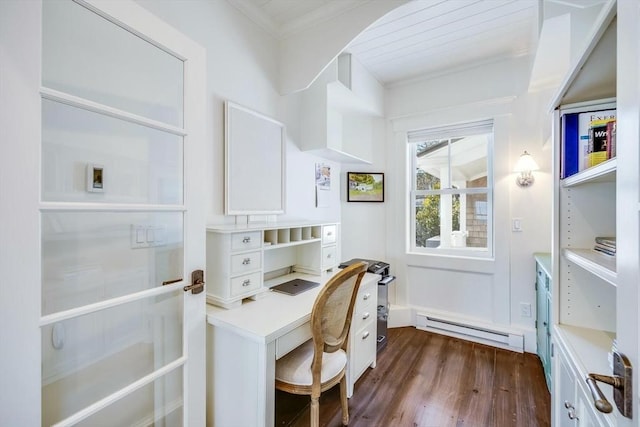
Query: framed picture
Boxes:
[{"xmin": 347, "ymin": 172, "xmax": 384, "ymax": 202}]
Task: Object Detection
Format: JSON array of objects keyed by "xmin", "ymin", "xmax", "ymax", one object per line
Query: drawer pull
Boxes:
[
  {"xmin": 567, "ymin": 408, "xmax": 578, "ymax": 420},
  {"xmin": 242, "ymin": 236, "xmax": 251, "ymax": 243},
  {"xmin": 564, "ymin": 401, "xmax": 574, "ymax": 410},
  {"xmin": 242, "ymin": 258, "xmax": 251, "ymax": 265},
  {"xmin": 327, "ymin": 231, "xmax": 333, "ymax": 236},
  {"xmin": 362, "ymin": 331, "xmax": 370, "ymax": 340},
  {"xmin": 363, "ymin": 293, "xmax": 371, "ymax": 300},
  {"xmin": 362, "ymin": 312, "xmax": 370, "ymax": 320},
  {"xmin": 326, "ymin": 253, "xmax": 332, "ymax": 258},
  {"xmin": 242, "ymin": 279, "xmax": 251, "ymax": 287}
]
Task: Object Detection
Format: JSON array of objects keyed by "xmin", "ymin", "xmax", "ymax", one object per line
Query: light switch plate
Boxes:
[{"xmin": 512, "ymin": 218, "xmax": 523, "ymax": 232}]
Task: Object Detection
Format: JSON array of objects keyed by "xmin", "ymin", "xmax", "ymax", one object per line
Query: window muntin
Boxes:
[{"xmin": 409, "ymin": 121, "xmax": 493, "ymax": 256}]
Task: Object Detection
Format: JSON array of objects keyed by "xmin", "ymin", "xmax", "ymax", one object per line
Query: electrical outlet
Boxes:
[{"xmin": 520, "ymin": 302, "xmax": 532, "ymax": 317}]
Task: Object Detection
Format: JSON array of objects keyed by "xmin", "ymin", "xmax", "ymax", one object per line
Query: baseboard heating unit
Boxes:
[{"xmin": 416, "ymin": 312, "xmax": 524, "ymax": 353}]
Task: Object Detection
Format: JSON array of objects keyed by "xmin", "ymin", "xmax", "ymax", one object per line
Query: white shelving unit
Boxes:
[{"xmin": 550, "ymin": 1, "xmax": 619, "ymax": 425}]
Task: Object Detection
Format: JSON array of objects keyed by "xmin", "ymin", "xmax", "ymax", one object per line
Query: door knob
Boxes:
[
  {"xmin": 184, "ymin": 269, "xmax": 205, "ymax": 295},
  {"xmin": 586, "ymin": 351, "xmax": 633, "ymax": 419}
]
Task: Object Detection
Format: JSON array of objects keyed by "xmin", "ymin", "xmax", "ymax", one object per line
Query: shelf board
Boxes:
[
  {"xmin": 555, "ymin": 324, "xmax": 615, "ymax": 381},
  {"xmin": 263, "ymin": 238, "xmax": 321, "ymax": 250},
  {"xmin": 563, "ymin": 248, "xmax": 616, "ymax": 286},
  {"xmin": 561, "ymin": 158, "xmax": 616, "ymax": 187}
]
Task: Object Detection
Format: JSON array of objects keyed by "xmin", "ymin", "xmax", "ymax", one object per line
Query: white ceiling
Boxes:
[
  {"xmin": 346, "ymin": 0, "xmax": 538, "ymax": 85},
  {"xmin": 227, "ymin": 0, "xmax": 606, "ymax": 87},
  {"xmin": 228, "ymin": 0, "xmax": 542, "ymax": 86}
]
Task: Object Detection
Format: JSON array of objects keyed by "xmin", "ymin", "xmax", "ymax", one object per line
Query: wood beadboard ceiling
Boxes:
[{"xmin": 227, "ymin": 0, "xmax": 604, "ymax": 86}]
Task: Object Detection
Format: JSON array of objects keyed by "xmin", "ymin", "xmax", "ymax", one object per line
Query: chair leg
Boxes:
[
  {"xmin": 340, "ymin": 377, "xmax": 349, "ymax": 425},
  {"xmin": 310, "ymin": 395, "xmax": 320, "ymax": 427}
]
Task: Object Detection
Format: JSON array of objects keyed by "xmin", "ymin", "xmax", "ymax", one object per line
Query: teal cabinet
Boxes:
[{"xmin": 535, "ymin": 253, "xmax": 552, "ymax": 390}]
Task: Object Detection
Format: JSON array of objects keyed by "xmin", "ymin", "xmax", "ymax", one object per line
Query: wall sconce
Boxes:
[{"xmin": 514, "ymin": 151, "xmax": 539, "ymax": 187}]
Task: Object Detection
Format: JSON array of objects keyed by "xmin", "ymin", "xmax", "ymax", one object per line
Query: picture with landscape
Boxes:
[{"xmin": 347, "ymin": 172, "xmax": 384, "ymax": 202}]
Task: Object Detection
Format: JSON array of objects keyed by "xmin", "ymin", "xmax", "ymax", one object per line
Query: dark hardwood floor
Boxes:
[{"xmin": 276, "ymin": 327, "xmax": 550, "ymax": 427}]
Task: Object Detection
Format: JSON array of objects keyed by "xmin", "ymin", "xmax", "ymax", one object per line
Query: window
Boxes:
[{"xmin": 409, "ymin": 120, "xmax": 493, "ymax": 257}]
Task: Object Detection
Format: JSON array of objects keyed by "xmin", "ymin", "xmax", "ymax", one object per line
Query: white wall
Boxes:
[
  {"xmin": 340, "ymin": 116, "xmax": 388, "ymax": 262},
  {"xmin": 137, "ymin": 0, "xmax": 555, "ymax": 354},
  {"xmin": 375, "ymin": 56, "xmax": 553, "ymax": 352},
  {"xmin": 135, "ymin": 0, "xmax": 343, "ymax": 226}
]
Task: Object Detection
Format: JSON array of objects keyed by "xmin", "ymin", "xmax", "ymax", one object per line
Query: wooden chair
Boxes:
[{"xmin": 275, "ymin": 262, "xmax": 369, "ymax": 427}]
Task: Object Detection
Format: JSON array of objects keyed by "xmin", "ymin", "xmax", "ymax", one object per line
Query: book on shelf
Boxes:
[
  {"xmin": 562, "ymin": 113, "xmax": 579, "ymax": 178},
  {"xmin": 588, "ymin": 117, "xmax": 616, "ymax": 167},
  {"xmin": 562, "ymin": 109, "xmax": 616, "ymax": 177},
  {"xmin": 607, "ymin": 120, "xmax": 617, "ymax": 159},
  {"xmin": 594, "ymin": 246, "xmax": 616, "ymax": 257},
  {"xmin": 594, "ymin": 236, "xmax": 616, "ymax": 257},
  {"xmin": 595, "ymin": 236, "xmax": 616, "ymax": 247}
]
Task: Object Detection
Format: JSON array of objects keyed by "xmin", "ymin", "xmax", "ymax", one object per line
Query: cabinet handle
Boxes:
[
  {"xmin": 564, "ymin": 401, "xmax": 574, "ymax": 410},
  {"xmin": 362, "ymin": 312, "xmax": 370, "ymax": 320},
  {"xmin": 326, "ymin": 253, "xmax": 332, "ymax": 258},
  {"xmin": 567, "ymin": 408, "xmax": 578, "ymax": 420},
  {"xmin": 242, "ymin": 236, "xmax": 251, "ymax": 243},
  {"xmin": 242, "ymin": 258, "xmax": 251, "ymax": 265},
  {"xmin": 242, "ymin": 279, "xmax": 251, "ymax": 287},
  {"xmin": 363, "ymin": 293, "xmax": 371, "ymax": 300},
  {"xmin": 326, "ymin": 231, "xmax": 333, "ymax": 236},
  {"xmin": 362, "ymin": 331, "xmax": 370, "ymax": 340}
]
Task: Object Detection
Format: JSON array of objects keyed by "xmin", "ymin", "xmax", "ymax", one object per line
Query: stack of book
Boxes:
[{"xmin": 594, "ymin": 236, "xmax": 616, "ymax": 257}]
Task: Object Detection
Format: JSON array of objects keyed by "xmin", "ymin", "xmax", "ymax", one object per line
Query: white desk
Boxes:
[{"xmin": 205, "ymin": 271, "xmax": 379, "ymax": 427}]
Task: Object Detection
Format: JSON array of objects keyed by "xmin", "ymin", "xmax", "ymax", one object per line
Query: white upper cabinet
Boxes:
[{"xmin": 299, "ymin": 54, "xmax": 383, "ymax": 164}]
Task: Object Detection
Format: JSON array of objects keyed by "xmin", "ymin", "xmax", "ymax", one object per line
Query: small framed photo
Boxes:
[
  {"xmin": 347, "ymin": 172, "xmax": 384, "ymax": 202},
  {"xmin": 86, "ymin": 163, "xmax": 104, "ymax": 193}
]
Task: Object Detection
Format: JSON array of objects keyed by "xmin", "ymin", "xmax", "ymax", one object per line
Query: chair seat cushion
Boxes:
[{"xmin": 275, "ymin": 340, "xmax": 347, "ymax": 386}]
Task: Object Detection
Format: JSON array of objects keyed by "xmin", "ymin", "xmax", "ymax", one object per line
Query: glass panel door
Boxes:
[
  {"xmin": 40, "ymin": 2, "xmax": 200, "ymax": 425},
  {"xmin": 42, "ymin": 0, "xmax": 184, "ymax": 127}
]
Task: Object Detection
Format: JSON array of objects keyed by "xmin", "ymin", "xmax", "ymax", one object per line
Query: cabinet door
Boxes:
[
  {"xmin": 544, "ymin": 293, "xmax": 552, "ymax": 387},
  {"xmin": 576, "ymin": 384, "xmax": 603, "ymax": 427},
  {"xmin": 556, "ymin": 346, "xmax": 578, "ymax": 427},
  {"xmin": 536, "ymin": 275, "xmax": 549, "ymax": 367}
]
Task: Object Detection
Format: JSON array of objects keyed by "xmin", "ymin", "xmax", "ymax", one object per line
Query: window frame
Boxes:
[{"xmin": 408, "ymin": 121, "xmax": 494, "ymax": 259}]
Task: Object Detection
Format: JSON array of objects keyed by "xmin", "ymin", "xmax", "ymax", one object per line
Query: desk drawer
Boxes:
[
  {"xmin": 352, "ymin": 322, "xmax": 376, "ymax": 376},
  {"xmin": 230, "ymin": 231, "xmax": 261, "ymax": 251},
  {"xmin": 276, "ymin": 323, "xmax": 312, "ymax": 359},
  {"xmin": 322, "ymin": 245, "xmax": 337, "ymax": 268},
  {"xmin": 230, "ymin": 251, "xmax": 262, "ymax": 275},
  {"xmin": 356, "ymin": 281, "xmax": 376, "ymax": 311},
  {"xmin": 230, "ymin": 272, "xmax": 262, "ymax": 297},
  {"xmin": 322, "ymin": 225, "xmax": 336, "ymax": 245},
  {"xmin": 353, "ymin": 308, "xmax": 374, "ymax": 332}
]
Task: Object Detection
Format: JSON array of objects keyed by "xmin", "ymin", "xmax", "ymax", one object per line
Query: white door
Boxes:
[
  {"xmin": 617, "ymin": 0, "xmax": 640, "ymax": 425},
  {"xmin": 0, "ymin": 1, "xmax": 206, "ymax": 425}
]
